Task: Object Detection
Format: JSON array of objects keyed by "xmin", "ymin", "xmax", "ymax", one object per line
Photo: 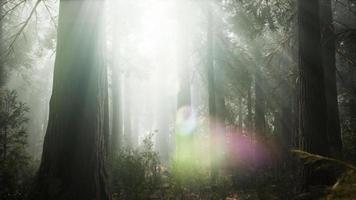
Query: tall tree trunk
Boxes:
[
  {"xmin": 111, "ymin": 58, "xmax": 123, "ymax": 154},
  {"xmin": 30, "ymin": 1, "xmax": 110, "ymax": 200},
  {"xmin": 246, "ymin": 80, "xmax": 253, "ymax": 132},
  {"xmin": 207, "ymin": 2, "xmax": 218, "ymax": 181},
  {"xmin": 111, "ymin": 70, "xmax": 122, "ymax": 154},
  {"xmin": 320, "ymin": 0, "xmax": 342, "ymax": 158},
  {"xmin": 298, "ymin": 0, "xmax": 332, "ymax": 189},
  {"xmin": 254, "ymin": 65, "xmax": 265, "ymax": 136},
  {"xmin": 0, "ymin": 1, "xmax": 5, "ymax": 88},
  {"xmin": 215, "ymin": 70, "xmax": 226, "ymax": 133},
  {"xmin": 238, "ymin": 96, "xmax": 243, "ymax": 131},
  {"xmin": 157, "ymin": 93, "xmax": 170, "ymax": 162},
  {"xmin": 123, "ymin": 75, "xmax": 132, "ymax": 148},
  {"xmin": 131, "ymin": 94, "xmax": 138, "ymax": 148},
  {"xmin": 350, "ymin": 69, "xmax": 356, "ymax": 133},
  {"xmin": 175, "ymin": 0, "xmax": 192, "ymax": 162},
  {"xmin": 110, "ymin": 1, "xmax": 124, "ymax": 156},
  {"xmin": 279, "ymin": 80, "xmax": 293, "ymax": 149},
  {"xmin": 104, "ymin": 68, "xmax": 110, "ymax": 155},
  {"xmin": 3, "ymin": 126, "xmax": 7, "ymax": 162},
  {"xmin": 278, "ymin": 56, "xmax": 293, "ymax": 149},
  {"xmin": 292, "ymin": 79, "xmax": 300, "ymax": 149},
  {"xmin": 176, "ymin": 0, "xmax": 191, "ymax": 110}
]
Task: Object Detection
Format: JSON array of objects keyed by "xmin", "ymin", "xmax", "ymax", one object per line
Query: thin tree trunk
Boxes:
[
  {"xmin": 246, "ymin": 80, "xmax": 252, "ymax": 132},
  {"xmin": 104, "ymin": 67, "xmax": 110, "ymax": 155},
  {"xmin": 254, "ymin": 65, "xmax": 265, "ymax": 136},
  {"xmin": 131, "ymin": 96, "xmax": 138, "ymax": 148},
  {"xmin": 111, "ymin": 61, "xmax": 123, "ymax": 154},
  {"xmin": 238, "ymin": 96, "xmax": 243, "ymax": 131},
  {"xmin": 123, "ymin": 75, "xmax": 132, "ymax": 148},
  {"xmin": 3, "ymin": 126, "xmax": 7, "ymax": 162},
  {"xmin": 110, "ymin": 14, "xmax": 124, "ymax": 154},
  {"xmin": 29, "ymin": 1, "xmax": 111, "ymax": 199},
  {"xmin": 207, "ymin": 2, "xmax": 218, "ymax": 181},
  {"xmin": 215, "ymin": 61, "xmax": 226, "ymax": 131},
  {"xmin": 0, "ymin": 1, "xmax": 5, "ymax": 88},
  {"xmin": 176, "ymin": 0, "xmax": 191, "ymax": 110},
  {"xmin": 157, "ymin": 93, "xmax": 170, "ymax": 162},
  {"xmin": 175, "ymin": 0, "xmax": 192, "ymax": 163}
]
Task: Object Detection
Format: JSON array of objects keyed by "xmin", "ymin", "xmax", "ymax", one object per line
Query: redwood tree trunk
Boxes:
[
  {"xmin": 298, "ymin": 0, "xmax": 332, "ymax": 189},
  {"xmin": 30, "ymin": 1, "xmax": 111, "ymax": 200},
  {"xmin": 320, "ymin": 0, "xmax": 342, "ymax": 158},
  {"xmin": 279, "ymin": 79, "xmax": 293, "ymax": 148}
]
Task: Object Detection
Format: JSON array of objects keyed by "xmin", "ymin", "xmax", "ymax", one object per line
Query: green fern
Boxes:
[
  {"xmin": 291, "ymin": 150, "xmax": 356, "ymax": 200},
  {"xmin": 291, "ymin": 150, "xmax": 356, "ymax": 171}
]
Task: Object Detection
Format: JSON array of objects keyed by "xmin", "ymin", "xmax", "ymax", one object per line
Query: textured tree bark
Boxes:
[
  {"xmin": 292, "ymin": 76, "xmax": 300, "ymax": 149},
  {"xmin": 278, "ymin": 56, "xmax": 293, "ymax": 149},
  {"xmin": 29, "ymin": 1, "xmax": 111, "ymax": 200},
  {"xmin": 350, "ymin": 69, "xmax": 356, "ymax": 133},
  {"xmin": 279, "ymin": 81, "xmax": 293, "ymax": 148},
  {"xmin": 298, "ymin": 0, "xmax": 332, "ymax": 189},
  {"xmin": 320, "ymin": 0, "xmax": 342, "ymax": 158}
]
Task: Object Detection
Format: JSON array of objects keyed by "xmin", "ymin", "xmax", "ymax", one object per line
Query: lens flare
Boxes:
[
  {"xmin": 176, "ymin": 106, "xmax": 196, "ymax": 136},
  {"xmin": 174, "ymin": 115, "xmax": 281, "ymax": 174}
]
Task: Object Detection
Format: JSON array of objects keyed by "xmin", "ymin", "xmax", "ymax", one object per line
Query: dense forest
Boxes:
[{"xmin": 0, "ymin": 0, "xmax": 356, "ymax": 199}]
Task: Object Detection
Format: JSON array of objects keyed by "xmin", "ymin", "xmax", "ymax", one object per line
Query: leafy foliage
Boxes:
[
  {"xmin": 111, "ymin": 134, "xmax": 162, "ymax": 200},
  {"xmin": 0, "ymin": 89, "xmax": 34, "ymax": 200},
  {"xmin": 110, "ymin": 134, "xmax": 233, "ymax": 200},
  {"xmin": 167, "ymin": 162, "xmax": 231, "ymax": 200}
]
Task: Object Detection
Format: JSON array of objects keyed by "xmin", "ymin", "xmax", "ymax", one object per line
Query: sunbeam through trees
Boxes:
[{"xmin": 1, "ymin": 0, "xmax": 356, "ymax": 199}]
